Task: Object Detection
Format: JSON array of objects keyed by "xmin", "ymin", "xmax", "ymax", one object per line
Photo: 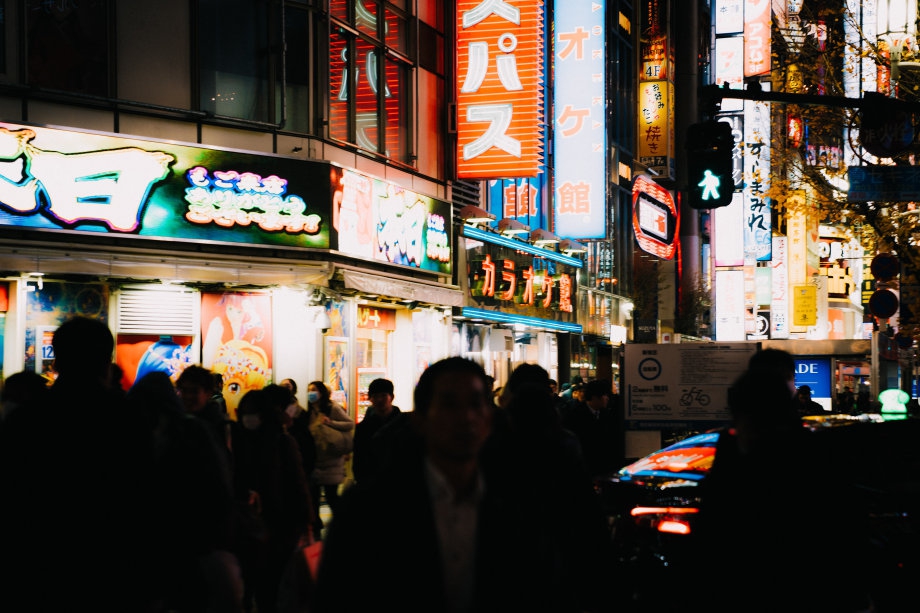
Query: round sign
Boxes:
[
  {"xmin": 860, "ymin": 101, "xmax": 914, "ymax": 158},
  {"xmin": 870, "ymin": 253, "xmax": 900, "ymax": 281},
  {"xmin": 869, "ymin": 288, "xmax": 899, "ymax": 319}
]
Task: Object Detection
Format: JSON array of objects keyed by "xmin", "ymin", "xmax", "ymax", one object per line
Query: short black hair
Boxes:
[
  {"xmin": 368, "ymin": 378, "xmax": 394, "ymax": 396},
  {"xmin": 52, "ymin": 317, "xmax": 114, "ymax": 377},
  {"xmin": 414, "ymin": 357, "xmax": 489, "ymax": 416},
  {"xmin": 583, "ymin": 379, "xmax": 610, "ymax": 401},
  {"xmin": 176, "ymin": 365, "xmax": 215, "ymax": 393}
]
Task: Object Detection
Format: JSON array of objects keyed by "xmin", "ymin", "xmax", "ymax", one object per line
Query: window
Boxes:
[
  {"xmin": 198, "ymin": 0, "xmax": 278, "ymax": 123},
  {"xmin": 26, "ymin": 0, "xmax": 110, "ymax": 96},
  {"xmin": 328, "ymin": 1, "xmax": 412, "ymax": 164}
]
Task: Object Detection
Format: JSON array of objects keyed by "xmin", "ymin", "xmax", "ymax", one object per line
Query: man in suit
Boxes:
[{"xmin": 315, "ymin": 357, "xmax": 566, "ymax": 613}]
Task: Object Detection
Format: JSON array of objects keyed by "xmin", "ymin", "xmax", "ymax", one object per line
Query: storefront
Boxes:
[
  {"xmin": 453, "ymin": 223, "xmax": 583, "ymax": 388},
  {"xmin": 0, "ymin": 120, "xmax": 460, "ymax": 418}
]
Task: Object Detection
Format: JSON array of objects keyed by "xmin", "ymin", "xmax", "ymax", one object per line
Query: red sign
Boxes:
[
  {"xmin": 456, "ymin": 1, "xmax": 544, "ymax": 178},
  {"xmin": 357, "ymin": 307, "xmax": 396, "ymax": 330},
  {"xmin": 632, "ymin": 175, "xmax": 678, "ymax": 259}
]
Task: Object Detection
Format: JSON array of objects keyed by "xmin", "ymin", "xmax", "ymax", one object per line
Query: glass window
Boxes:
[
  {"xmin": 328, "ymin": 1, "xmax": 414, "ymax": 165},
  {"xmin": 26, "ymin": 0, "xmax": 109, "ymax": 96},
  {"xmin": 198, "ymin": 0, "xmax": 275, "ymax": 123}
]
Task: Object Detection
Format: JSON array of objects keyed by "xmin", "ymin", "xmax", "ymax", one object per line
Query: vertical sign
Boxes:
[
  {"xmin": 713, "ymin": 192, "xmax": 744, "ymax": 267},
  {"xmin": 714, "ymin": 0, "xmax": 744, "ymax": 34},
  {"xmin": 553, "ymin": 0, "xmax": 605, "ymax": 239},
  {"xmin": 771, "ymin": 235, "xmax": 789, "ymax": 338},
  {"xmin": 637, "ymin": 0, "xmax": 674, "ymax": 181},
  {"xmin": 715, "ymin": 269, "xmax": 746, "ymax": 341},
  {"xmin": 743, "ymin": 88, "xmax": 771, "ymax": 261},
  {"xmin": 457, "ymin": 1, "xmax": 544, "ymax": 178},
  {"xmin": 743, "ymin": 0, "xmax": 771, "ymax": 77},
  {"xmin": 715, "ymin": 36, "xmax": 744, "ymax": 112}
]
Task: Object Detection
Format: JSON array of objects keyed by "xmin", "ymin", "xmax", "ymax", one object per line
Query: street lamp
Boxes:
[{"xmin": 878, "ymin": 0, "xmax": 919, "ymax": 97}]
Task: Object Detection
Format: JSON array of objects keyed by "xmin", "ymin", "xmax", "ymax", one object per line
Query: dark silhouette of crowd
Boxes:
[{"xmin": 0, "ymin": 318, "xmax": 623, "ymax": 612}]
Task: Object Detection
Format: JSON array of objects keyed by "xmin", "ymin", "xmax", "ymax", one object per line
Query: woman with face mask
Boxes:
[{"xmin": 305, "ymin": 381, "xmax": 353, "ymax": 540}]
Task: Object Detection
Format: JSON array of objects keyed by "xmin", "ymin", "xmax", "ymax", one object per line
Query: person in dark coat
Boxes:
[
  {"xmin": 315, "ymin": 357, "xmax": 568, "ymax": 613},
  {"xmin": 233, "ymin": 386, "xmax": 314, "ymax": 613},
  {"xmin": 690, "ymin": 364, "xmax": 873, "ymax": 612},
  {"xmin": 562, "ymin": 379, "xmax": 620, "ymax": 478},
  {"xmin": 498, "ymin": 363, "xmax": 613, "ymax": 613},
  {"xmin": 0, "ymin": 316, "xmax": 157, "ymax": 611},
  {"xmin": 352, "ymin": 377, "xmax": 408, "ymax": 484}
]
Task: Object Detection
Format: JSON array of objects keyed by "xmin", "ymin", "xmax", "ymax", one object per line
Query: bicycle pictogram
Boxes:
[{"xmin": 678, "ymin": 386, "xmax": 710, "ymax": 407}]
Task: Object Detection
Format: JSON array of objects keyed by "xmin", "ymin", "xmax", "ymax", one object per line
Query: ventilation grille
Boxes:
[
  {"xmin": 451, "ymin": 179, "xmax": 482, "ymax": 208},
  {"xmin": 116, "ymin": 288, "xmax": 199, "ymax": 335}
]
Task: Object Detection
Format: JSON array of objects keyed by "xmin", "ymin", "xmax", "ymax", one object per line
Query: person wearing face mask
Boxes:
[{"xmin": 305, "ymin": 381, "xmax": 353, "ymax": 540}]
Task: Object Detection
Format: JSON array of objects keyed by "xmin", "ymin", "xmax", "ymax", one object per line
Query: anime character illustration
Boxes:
[{"xmin": 201, "ymin": 292, "xmax": 273, "ymax": 419}]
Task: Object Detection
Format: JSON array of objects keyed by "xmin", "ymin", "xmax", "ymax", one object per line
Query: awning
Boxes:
[{"xmin": 340, "ymin": 268, "xmax": 463, "ymax": 307}]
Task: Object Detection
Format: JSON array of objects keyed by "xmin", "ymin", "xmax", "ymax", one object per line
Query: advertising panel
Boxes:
[
  {"xmin": 743, "ymin": 89, "xmax": 772, "ymax": 261},
  {"xmin": 332, "ymin": 168, "xmax": 452, "ymax": 275},
  {"xmin": 714, "ymin": 36, "xmax": 744, "ymax": 112},
  {"xmin": 553, "ymin": 0, "xmax": 606, "ymax": 239},
  {"xmin": 743, "ymin": 0, "xmax": 772, "ymax": 77},
  {"xmin": 713, "ymin": 192, "xmax": 744, "ymax": 267},
  {"xmin": 0, "ymin": 121, "xmax": 331, "ymax": 249},
  {"xmin": 456, "ymin": 0, "xmax": 544, "ymax": 178},
  {"xmin": 715, "ymin": 269, "xmax": 745, "ymax": 341}
]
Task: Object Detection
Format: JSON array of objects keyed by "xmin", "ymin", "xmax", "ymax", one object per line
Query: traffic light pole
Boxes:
[{"xmin": 701, "ymin": 83, "xmax": 919, "ymax": 112}]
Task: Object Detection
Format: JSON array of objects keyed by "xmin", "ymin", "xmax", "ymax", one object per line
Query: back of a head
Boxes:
[
  {"xmin": 127, "ymin": 371, "xmax": 183, "ymax": 418},
  {"xmin": 414, "ymin": 357, "xmax": 489, "ymax": 416},
  {"xmin": 507, "ymin": 381, "xmax": 559, "ymax": 432},
  {"xmin": 505, "ymin": 363, "xmax": 550, "ymax": 397},
  {"xmin": 748, "ymin": 348, "xmax": 795, "ymax": 381},
  {"xmin": 52, "ymin": 317, "xmax": 114, "ymax": 379},
  {"xmin": 728, "ymin": 368, "xmax": 799, "ymax": 431},
  {"xmin": 176, "ymin": 365, "xmax": 215, "ymax": 394}
]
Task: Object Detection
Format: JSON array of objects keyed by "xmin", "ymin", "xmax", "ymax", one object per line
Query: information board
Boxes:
[{"xmin": 624, "ymin": 343, "xmax": 759, "ymax": 430}]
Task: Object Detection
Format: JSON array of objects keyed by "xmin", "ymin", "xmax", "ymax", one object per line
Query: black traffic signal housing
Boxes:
[{"xmin": 685, "ymin": 120, "xmax": 735, "ymax": 209}]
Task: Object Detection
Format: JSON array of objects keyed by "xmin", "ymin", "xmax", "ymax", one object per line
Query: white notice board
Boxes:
[{"xmin": 624, "ymin": 343, "xmax": 758, "ymax": 430}]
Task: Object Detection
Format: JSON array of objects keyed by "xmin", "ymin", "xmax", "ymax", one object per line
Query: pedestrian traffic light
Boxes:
[{"xmin": 685, "ymin": 120, "xmax": 735, "ymax": 209}]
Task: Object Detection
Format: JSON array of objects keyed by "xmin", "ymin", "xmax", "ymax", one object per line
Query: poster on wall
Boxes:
[
  {"xmin": 325, "ymin": 336, "xmax": 349, "ymax": 413},
  {"xmin": 201, "ymin": 292, "xmax": 273, "ymax": 420},
  {"xmin": 115, "ymin": 335, "xmax": 194, "ymax": 388},
  {"xmin": 22, "ymin": 281, "xmax": 109, "ymax": 376}
]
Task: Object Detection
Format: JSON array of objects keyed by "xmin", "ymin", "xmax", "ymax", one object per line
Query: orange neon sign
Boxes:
[{"xmin": 456, "ymin": 1, "xmax": 544, "ymax": 179}]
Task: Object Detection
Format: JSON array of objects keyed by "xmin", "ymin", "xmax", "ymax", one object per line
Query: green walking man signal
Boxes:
[{"xmin": 685, "ymin": 120, "xmax": 735, "ymax": 209}]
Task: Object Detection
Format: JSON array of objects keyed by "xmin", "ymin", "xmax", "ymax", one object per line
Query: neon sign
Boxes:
[
  {"xmin": 185, "ymin": 167, "xmax": 321, "ymax": 233},
  {"xmin": 0, "ymin": 121, "xmax": 332, "ymax": 249},
  {"xmin": 470, "ymin": 253, "xmax": 574, "ymax": 313}
]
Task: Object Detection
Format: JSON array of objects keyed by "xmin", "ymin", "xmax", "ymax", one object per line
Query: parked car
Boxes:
[{"xmin": 597, "ymin": 418, "xmax": 920, "ymax": 612}]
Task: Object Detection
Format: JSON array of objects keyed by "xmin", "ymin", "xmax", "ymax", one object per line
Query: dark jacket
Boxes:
[
  {"xmin": 315, "ymin": 433, "xmax": 562, "ymax": 613},
  {"xmin": 352, "ymin": 405, "xmax": 407, "ymax": 484}
]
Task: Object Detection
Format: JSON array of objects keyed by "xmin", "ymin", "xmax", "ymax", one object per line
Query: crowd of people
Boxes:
[{"xmin": 0, "ymin": 316, "xmax": 627, "ymax": 612}]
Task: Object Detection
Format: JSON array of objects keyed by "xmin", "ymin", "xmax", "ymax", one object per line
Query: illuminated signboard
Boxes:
[
  {"xmin": 743, "ymin": 87, "xmax": 772, "ymax": 261},
  {"xmin": 465, "ymin": 231, "xmax": 578, "ymax": 321},
  {"xmin": 744, "ymin": 0, "xmax": 771, "ymax": 77},
  {"xmin": 332, "ymin": 168, "xmax": 451, "ymax": 275},
  {"xmin": 715, "ymin": 35, "xmax": 744, "ymax": 112},
  {"xmin": 456, "ymin": 0, "xmax": 544, "ymax": 178},
  {"xmin": 487, "ymin": 177, "xmax": 545, "ymax": 231},
  {"xmin": 0, "ymin": 121, "xmax": 331, "ymax": 249},
  {"xmin": 553, "ymin": 0, "xmax": 606, "ymax": 239},
  {"xmin": 632, "ymin": 174, "xmax": 678, "ymax": 260}
]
